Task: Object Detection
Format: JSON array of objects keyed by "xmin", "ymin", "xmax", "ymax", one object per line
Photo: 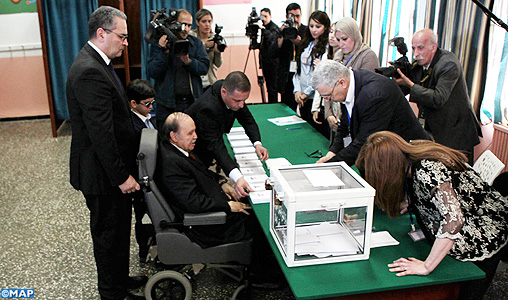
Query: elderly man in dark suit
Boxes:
[
  {"xmin": 311, "ymin": 60, "xmax": 430, "ymax": 166},
  {"xmin": 66, "ymin": 6, "xmax": 145, "ymax": 300},
  {"xmin": 186, "ymin": 71, "xmax": 269, "ymax": 198},
  {"xmin": 156, "ymin": 112, "xmax": 251, "ymax": 247},
  {"xmin": 394, "ymin": 29, "xmax": 481, "ymax": 164}
]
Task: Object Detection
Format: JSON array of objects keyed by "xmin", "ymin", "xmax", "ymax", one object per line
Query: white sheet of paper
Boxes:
[
  {"xmin": 238, "ymin": 160, "xmax": 263, "ymax": 168},
  {"xmin": 249, "ymin": 190, "xmax": 272, "ymax": 204},
  {"xmin": 241, "ymin": 167, "xmax": 266, "ymax": 175},
  {"xmin": 370, "ymin": 231, "xmax": 400, "ymax": 248},
  {"xmin": 303, "ymin": 170, "xmax": 345, "ymax": 187},
  {"xmin": 249, "ymin": 183, "xmax": 266, "ymax": 191},
  {"xmin": 265, "ymin": 157, "xmax": 292, "ymax": 170},
  {"xmin": 227, "ymin": 134, "xmax": 250, "ymax": 141},
  {"xmin": 233, "ymin": 147, "xmax": 256, "ymax": 154},
  {"xmin": 244, "ymin": 174, "xmax": 268, "ymax": 185},
  {"xmin": 230, "ymin": 140, "xmax": 253, "ymax": 148},
  {"xmin": 229, "ymin": 127, "xmax": 245, "ymax": 133},
  {"xmin": 235, "ymin": 153, "xmax": 259, "ymax": 161},
  {"xmin": 267, "ymin": 115, "xmax": 306, "ymax": 126}
]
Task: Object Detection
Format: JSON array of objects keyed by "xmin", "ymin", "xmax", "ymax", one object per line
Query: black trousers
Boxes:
[
  {"xmin": 262, "ymin": 60, "xmax": 279, "ymax": 104},
  {"xmin": 132, "ymin": 191, "xmax": 154, "ymax": 260},
  {"xmin": 85, "ymin": 191, "xmax": 132, "ymax": 300},
  {"xmin": 280, "ymin": 72, "xmax": 297, "ymax": 112}
]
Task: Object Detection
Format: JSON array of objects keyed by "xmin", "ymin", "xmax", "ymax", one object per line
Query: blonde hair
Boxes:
[{"xmin": 356, "ymin": 131, "xmax": 467, "ymax": 217}]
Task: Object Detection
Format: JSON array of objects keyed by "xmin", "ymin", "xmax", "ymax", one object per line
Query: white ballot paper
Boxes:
[
  {"xmin": 244, "ymin": 174, "xmax": 268, "ymax": 185},
  {"xmin": 235, "ymin": 153, "xmax": 259, "ymax": 161},
  {"xmin": 295, "ymin": 223, "xmax": 358, "ymax": 257},
  {"xmin": 229, "ymin": 127, "xmax": 245, "ymax": 133},
  {"xmin": 267, "ymin": 115, "xmax": 306, "ymax": 126},
  {"xmin": 265, "ymin": 157, "xmax": 292, "ymax": 171},
  {"xmin": 233, "ymin": 147, "xmax": 256, "ymax": 154},
  {"xmin": 227, "ymin": 133, "xmax": 250, "ymax": 141},
  {"xmin": 230, "ymin": 140, "xmax": 253, "ymax": 148},
  {"xmin": 303, "ymin": 170, "xmax": 345, "ymax": 187},
  {"xmin": 249, "ymin": 182, "xmax": 267, "ymax": 191},
  {"xmin": 370, "ymin": 231, "xmax": 400, "ymax": 248},
  {"xmin": 249, "ymin": 190, "xmax": 272, "ymax": 204},
  {"xmin": 241, "ymin": 167, "xmax": 266, "ymax": 175},
  {"xmin": 238, "ymin": 160, "xmax": 263, "ymax": 168}
]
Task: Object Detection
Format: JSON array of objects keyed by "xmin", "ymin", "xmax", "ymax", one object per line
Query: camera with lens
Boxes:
[
  {"xmin": 282, "ymin": 13, "xmax": 298, "ymax": 40},
  {"xmin": 375, "ymin": 37, "xmax": 412, "ymax": 79},
  {"xmin": 245, "ymin": 7, "xmax": 263, "ymax": 49},
  {"xmin": 210, "ymin": 24, "xmax": 227, "ymax": 52},
  {"xmin": 144, "ymin": 8, "xmax": 190, "ymax": 56}
]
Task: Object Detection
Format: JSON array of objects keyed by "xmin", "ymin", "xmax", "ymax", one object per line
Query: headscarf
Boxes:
[{"xmin": 334, "ymin": 17, "xmax": 371, "ymax": 68}]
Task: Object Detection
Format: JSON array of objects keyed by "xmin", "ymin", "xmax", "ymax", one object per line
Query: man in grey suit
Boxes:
[
  {"xmin": 66, "ymin": 6, "xmax": 145, "ymax": 300},
  {"xmin": 394, "ymin": 29, "xmax": 481, "ymax": 164}
]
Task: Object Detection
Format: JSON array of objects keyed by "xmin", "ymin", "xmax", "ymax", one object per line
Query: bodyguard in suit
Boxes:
[
  {"xmin": 66, "ymin": 6, "xmax": 145, "ymax": 300},
  {"xmin": 311, "ymin": 60, "xmax": 430, "ymax": 166},
  {"xmin": 156, "ymin": 112, "xmax": 251, "ymax": 248},
  {"xmin": 186, "ymin": 71, "xmax": 269, "ymax": 198},
  {"xmin": 394, "ymin": 29, "xmax": 481, "ymax": 164}
]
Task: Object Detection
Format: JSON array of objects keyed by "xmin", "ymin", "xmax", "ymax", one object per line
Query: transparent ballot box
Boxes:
[{"xmin": 269, "ymin": 162, "xmax": 375, "ymax": 267}]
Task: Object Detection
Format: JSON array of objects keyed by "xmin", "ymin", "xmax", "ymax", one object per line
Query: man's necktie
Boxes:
[
  {"xmin": 108, "ymin": 63, "xmax": 123, "ymax": 89},
  {"xmin": 189, "ymin": 152, "xmax": 198, "ymax": 161},
  {"xmin": 145, "ymin": 119, "xmax": 155, "ymax": 129}
]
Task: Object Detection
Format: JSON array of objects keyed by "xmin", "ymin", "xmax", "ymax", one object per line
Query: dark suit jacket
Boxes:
[
  {"xmin": 155, "ymin": 140, "xmax": 249, "ymax": 248},
  {"xmin": 66, "ymin": 43, "xmax": 137, "ymax": 195},
  {"xmin": 186, "ymin": 80, "xmax": 262, "ymax": 175},
  {"xmin": 131, "ymin": 112, "xmax": 157, "ymax": 148},
  {"xmin": 329, "ymin": 69, "xmax": 430, "ymax": 165},
  {"xmin": 408, "ymin": 48, "xmax": 481, "ymax": 152}
]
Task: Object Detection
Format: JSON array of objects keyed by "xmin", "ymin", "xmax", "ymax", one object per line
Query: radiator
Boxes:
[{"xmin": 490, "ymin": 124, "xmax": 508, "ymax": 173}]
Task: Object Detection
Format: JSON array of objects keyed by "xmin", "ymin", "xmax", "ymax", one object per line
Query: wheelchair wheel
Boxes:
[{"xmin": 145, "ymin": 271, "xmax": 192, "ymax": 300}]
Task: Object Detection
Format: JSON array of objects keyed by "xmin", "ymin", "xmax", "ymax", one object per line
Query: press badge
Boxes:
[
  {"xmin": 289, "ymin": 60, "xmax": 297, "ymax": 73},
  {"xmin": 409, "ymin": 229, "xmax": 425, "ymax": 242}
]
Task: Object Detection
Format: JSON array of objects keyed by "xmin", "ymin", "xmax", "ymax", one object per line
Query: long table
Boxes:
[{"xmin": 229, "ymin": 103, "xmax": 484, "ymax": 300}]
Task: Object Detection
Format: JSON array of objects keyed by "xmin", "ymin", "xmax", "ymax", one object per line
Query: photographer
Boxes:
[
  {"xmin": 259, "ymin": 8, "xmax": 281, "ymax": 103},
  {"xmin": 393, "ymin": 29, "xmax": 481, "ymax": 164},
  {"xmin": 277, "ymin": 3, "xmax": 307, "ymax": 111},
  {"xmin": 147, "ymin": 9, "xmax": 210, "ymax": 129},
  {"xmin": 190, "ymin": 9, "xmax": 223, "ymax": 90}
]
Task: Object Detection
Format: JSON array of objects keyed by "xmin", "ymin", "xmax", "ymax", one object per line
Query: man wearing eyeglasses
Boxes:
[
  {"xmin": 148, "ymin": 9, "xmax": 210, "ymax": 130},
  {"xmin": 311, "ymin": 60, "xmax": 430, "ymax": 166},
  {"xmin": 66, "ymin": 6, "xmax": 146, "ymax": 300}
]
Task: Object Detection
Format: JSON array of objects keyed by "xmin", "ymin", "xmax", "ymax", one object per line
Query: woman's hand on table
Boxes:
[{"xmin": 388, "ymin": 257, "xmax": 431, "ymax": 276}]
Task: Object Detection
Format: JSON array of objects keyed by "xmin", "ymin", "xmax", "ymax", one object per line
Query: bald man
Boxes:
[{"xmin": 394, "ymin": 29, "xmax": 481, "ymax": 164}]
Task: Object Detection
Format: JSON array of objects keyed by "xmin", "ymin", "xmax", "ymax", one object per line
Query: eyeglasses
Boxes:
[
  {"xmin": 140, "ymin": 100, "xmax": 155, "ymax": 107},
  {"xmin": 321, "ymin": 80, "xmax": 339, "ymax": 100},
  {"xmin": 305, "ymin": 150, "xmax": 323, "ymax": 158},
  {"xmin": 103, "ymin": 28, "xmax": 128, "ymax": 41}
]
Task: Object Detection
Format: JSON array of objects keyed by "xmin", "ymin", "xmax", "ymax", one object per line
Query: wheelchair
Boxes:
[{"xmin": 137, "ymin": 128, "xmax": 253, "ymax": 300}]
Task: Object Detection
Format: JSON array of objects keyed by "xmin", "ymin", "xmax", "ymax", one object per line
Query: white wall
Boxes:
[
  {"xmin": 0, "ymin": 13, "xmax": 42, "ymax": 58},
  {"xmin": 203, "ymin": 0, "xmax": 311, "ymax": 46}
]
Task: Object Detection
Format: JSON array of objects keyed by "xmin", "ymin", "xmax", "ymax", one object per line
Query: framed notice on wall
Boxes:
[{"xmin": 0, "ymin": 0, "xmax": 38, "ymax": 14}]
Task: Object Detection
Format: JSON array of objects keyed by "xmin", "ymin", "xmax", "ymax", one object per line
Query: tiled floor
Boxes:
[{"xmin": 0, "ymin": 118, "xmax": 507, "ymax": 300}]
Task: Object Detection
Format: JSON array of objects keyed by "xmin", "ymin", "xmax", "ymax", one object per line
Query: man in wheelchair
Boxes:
[{"xmin": 154, "ymin": 112, "xmax": 282, "ymax": 288}]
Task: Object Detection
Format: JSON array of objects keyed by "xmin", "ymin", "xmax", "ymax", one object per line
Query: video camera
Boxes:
[
  {"xmin": 245, "ymin": 7, "xmax": 263, "ymax": 49},
  {"xmin": 282, "ymin": 13, "xmax": 298, "ymax": 40},
  {"xmin": 210, "ymin": 24, "xmax": 227, "ymax": 52},
  {"xmin": 144, "ymin": 8, "xmax": 190, "ymax": 56},
  {"xmin": 375, "ymin": 37, "xmax": 412, "ymax": 79}
]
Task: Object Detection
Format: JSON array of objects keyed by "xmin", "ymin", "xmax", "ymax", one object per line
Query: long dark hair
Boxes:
[
  {"xmin": 356, "ymin": 131, "xmax": 467, "ymax": 218},
  {"xmin": 296, "ymin": 11, "xmax": 330, "ymax": 75}
]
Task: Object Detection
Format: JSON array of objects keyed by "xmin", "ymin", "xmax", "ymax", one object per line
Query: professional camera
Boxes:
[
  {"xmin": 375, "ymin": 37, "xmax": 412, "ymax": 79},
  {"xmin": 210, "ymin": 24, "xmax": 227, "ymax": 52},
  {"xmin": 245, "ymin": 7, "xmax": 263, "ymax": 49},
  {"xmin": 144, "ymin": 8, "xmax": 190, "ymax": 56},
  {"xmin": 282, "ymin": 13, "xmax": 298, "ymax": 40}
]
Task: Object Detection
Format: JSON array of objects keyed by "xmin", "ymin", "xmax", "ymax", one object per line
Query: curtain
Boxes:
[
  {"xmin": 481, "ymin": 0, "xmax": 508, "ymax": 125},
  {"xmin": 40, "ymin": 0, "xmax": 98, "ymax": 121},
  {"xmin": 140, "ymin": 0, "xmax": 199, "ymax": 80}
]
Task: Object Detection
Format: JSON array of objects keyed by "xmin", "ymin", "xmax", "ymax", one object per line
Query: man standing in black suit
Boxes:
[
  {"xmin": 186, "ymin": 71, "xmax": 269, "ymax": 198},
  {"xmin": 311, "ymin": 60, "xmax": 430, "ymax": 166},
  {"xmin": 393, "ymin": 29, "xmax": 481, "ymax": 164},
  {"xmin": 66, "ymin": 6, "xmax": 145, "ymax": 300}
]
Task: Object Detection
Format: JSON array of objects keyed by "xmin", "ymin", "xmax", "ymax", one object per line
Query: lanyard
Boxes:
[
  {"xmin": 344, "ymin": 54, "xmax": 354, "ymax": 67},
  {"xmin": 403, "ymin": 162, "xmax": 416, "ymax": 232}
]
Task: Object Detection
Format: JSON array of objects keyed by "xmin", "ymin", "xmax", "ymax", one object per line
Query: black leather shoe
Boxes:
[
  {"xmin": 125, "ymin": 276, "xmax": 148, "ymax": 290},
  {"xmin": 123, "ymin": 292, "xmax": 145, "ymax": 300}
]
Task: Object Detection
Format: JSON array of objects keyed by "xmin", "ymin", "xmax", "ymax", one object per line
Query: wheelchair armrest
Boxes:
[{"xmin": 183, "ymin": 212, "xmax": 227, "ymax": 226}]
